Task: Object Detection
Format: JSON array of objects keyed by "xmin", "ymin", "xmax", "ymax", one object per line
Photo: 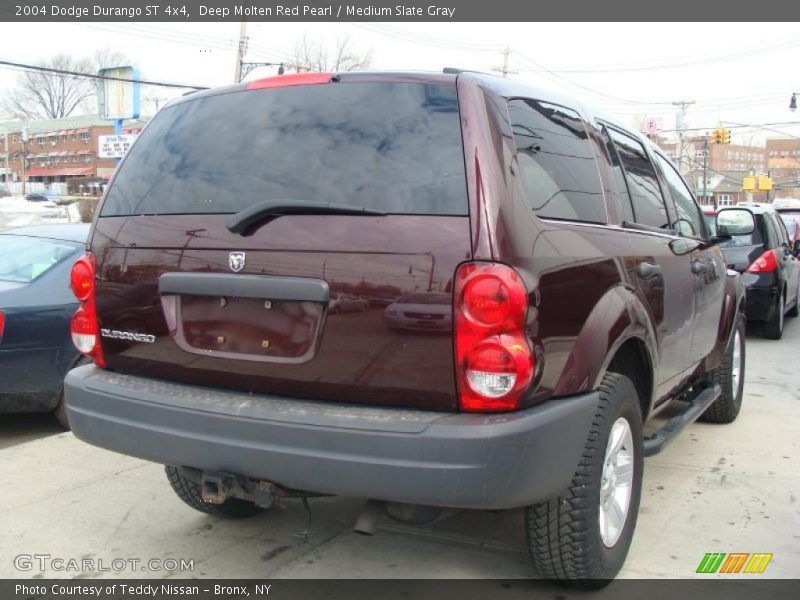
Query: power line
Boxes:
[
  {"xmin": 659, "ymin": 121, "xmax": 800, "ymax": 134},
  {"xmin": 517, "ymin": 37, "xmax": 800, "ymax": 74},
  {"xmin": 515, "ymin": 52, "xmax": 671, "ymax": 105},
  {"xmin": 0, "ymin": 59, "xmax": 209, "ymax": 90}
]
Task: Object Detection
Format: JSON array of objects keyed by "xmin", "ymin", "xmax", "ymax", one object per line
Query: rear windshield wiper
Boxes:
[{"xmin": 226, "ymin": 200, "xmax": 386, "ymax": 234}]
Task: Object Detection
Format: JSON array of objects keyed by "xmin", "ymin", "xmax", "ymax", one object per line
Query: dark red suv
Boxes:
[{"xmin": 65, "ymin": 71, "xmax": 745, "ymax": 586}]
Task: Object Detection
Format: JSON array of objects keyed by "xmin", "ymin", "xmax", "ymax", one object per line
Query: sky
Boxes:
[{"xmin": 0, "ymin": 21, "xmax": 799, "ymax": 144}]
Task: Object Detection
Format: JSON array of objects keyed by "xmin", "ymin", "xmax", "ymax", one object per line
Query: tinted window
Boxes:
[
  {"xmin": 719, "ymin": 214, "xmax": 765, "ymax": 248},
  {"xmin": 774, "ymin": 214, "xmax": 791, "ymax": 246},
  {"xmin": 654, "ymin": 154, "xmax": 705, "ymax": 238},
  {"xmin": 781, "ymin": 216, "xmax": 797, "ymax": 238},
  {"xmin": 101, "ymin": 83, "xmax": 467, "ymax": 217},
  {"xmin": 603, "ymin": 128, "xmax": 635, "ymax": 223},
  {"xmin": 509, "ymin": 99, "xmax": 605, "ymax": 223},
  {"xmin": 608, "ymin": 129, "xmax": 669, "ymax": 229},
  {"xmin": 0, "ymin": 235, "xmax": 79, "ymax": 284}
]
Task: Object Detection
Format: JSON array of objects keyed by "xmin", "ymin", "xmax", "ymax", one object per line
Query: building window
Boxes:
[
  {"xmin": 80, "ymin": 131, "xmax": 90, "ymax": 143},
  {"xmin": 718, "ymin": 194, "xmax": 732, "ymax": 207},
  {"xmin": 37, "ymin": 136, "xmax": 45, "ymax": 146}
]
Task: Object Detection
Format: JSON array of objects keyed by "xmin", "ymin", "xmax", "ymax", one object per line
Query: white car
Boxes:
[{"xmin": 384, "ymin": 293, "xmax": 452, "ymax": 331}]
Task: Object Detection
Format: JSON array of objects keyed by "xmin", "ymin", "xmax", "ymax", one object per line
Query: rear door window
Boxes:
[
  {"xmin": 101, "ymin": 83, "xmax": 467, "ymax": 217},
  {"xmin": 508, "ymin": 99, "xmax": 606, "ymax": 224},
  {"xmin": 608, "ymin": 129, "xmax": 670, "ymax": 230}
]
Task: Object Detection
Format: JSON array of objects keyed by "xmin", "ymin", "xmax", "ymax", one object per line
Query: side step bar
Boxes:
[{"xmin": 643, "ymin": 384, "xmax": 721, "ymax": 457}]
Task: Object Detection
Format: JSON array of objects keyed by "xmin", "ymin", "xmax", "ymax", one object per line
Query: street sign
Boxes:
[
  {"xmin": 98, "ymin": 134, "xmax": 137, "ymax": 158},
  {"xmin": 97, "ymin": 66, "xmax": 141, "ymax": 121},
  {"xmin": 645, "ymin": 118, "xmax": 663, "ymax": 134}
]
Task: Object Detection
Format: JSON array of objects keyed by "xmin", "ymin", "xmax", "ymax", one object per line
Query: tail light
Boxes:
[
  {"xmin": 69, "ymin": 252, "xmax": 105, "ymax": 367},
  {"xmin": 454, "ymin": 262, "xmax": 534, "ymax": 412},
  {"xmin": 0, "ymin": 310, "xmax": 4, "ymax": 342},
  {"xmin": 746, "ymin": 249, "xmax": 779, "ymax": 273}
]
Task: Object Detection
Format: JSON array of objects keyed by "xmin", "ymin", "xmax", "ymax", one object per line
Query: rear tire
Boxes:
[
  {"xmin": 525, "ymin": 372, "xmax": 643, "ymax": 588},
  {"xmin": 165, "ymin": 466, "xmax": 265, "ymax": 518},
  {"xmin": 763, "ymin": 291, "xmax": 785, "ymax": 340},
  {"xmin": 787, "ymin": 283, "xmax": 799, "ymax": 318},
  {"xmin": 701, "ymin": 314, "xmax": 745, "ymax": 423},
  {"xmin": 54, "ymin": 356, "xmax": 92, "ymax": 429}
]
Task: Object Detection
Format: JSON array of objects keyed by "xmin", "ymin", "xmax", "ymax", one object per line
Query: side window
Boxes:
[
  {"xmin": 774, "ymin": 214, "xmax": 791, "ymax": 246},
  {"xmin": 602, "ymin": 127, "xmax": 635, "ymax": 223},
  {"xmin": 607, "ymin": 129, "xmax": 670, "ymax": 230},
  {"xmin": 509, "ymin": 99, "xmax": 606, "ymax": 224},
  {"xmin": 653, "ymin": 153, "xmax": 706, "ymax": 239}
]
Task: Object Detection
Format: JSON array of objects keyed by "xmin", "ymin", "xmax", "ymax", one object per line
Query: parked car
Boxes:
[
  {"xmin": 385, "ymin": 292, "xmax": 452, "ymax": 332},
  {"xmin": 25, "ymin": 190, "xmax": 61, "ymax": 203},
  {"xmin": 772, "ymin": 197, "xmax": 800, "ymax": 217},
  {"xmin": 780, "ymin": 213, "xmax": 800, "ymax": 252},
  {"xmin": 0, "ymin": 224, "xmax": 90, "ymax": 428},
  {"xmin": 717, "ymin": 204, "xmax": 800, "ymax": 339},
  {"xmin": 328, "ymin": 293, "xmax": 368, "ymax": 314},
  {"xmin": 64, "ymin": 71, "xmax": 746, "ymax": 586}
]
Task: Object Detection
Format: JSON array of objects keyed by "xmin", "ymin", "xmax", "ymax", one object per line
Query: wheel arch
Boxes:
[{"xmin": 552, "ymin": 284, "xmax": 658, "ymax": 420}]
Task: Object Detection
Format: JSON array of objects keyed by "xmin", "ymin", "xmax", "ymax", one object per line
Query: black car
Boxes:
[
  {"xmin": 0, "ymin": 223, "xmax": 90, "ymax": 427},
  {"xmin": 25, "ymin": 190, "xmax": 61, "ymax": 203},
  {"xmin": 717, "ymin": 204, "xmax": 800, "ymax": 339}
]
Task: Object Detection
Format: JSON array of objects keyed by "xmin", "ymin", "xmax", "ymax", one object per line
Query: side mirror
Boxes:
[{"xmin": 716, "ymin": 208, "xmax": 755, "ymax": 237}]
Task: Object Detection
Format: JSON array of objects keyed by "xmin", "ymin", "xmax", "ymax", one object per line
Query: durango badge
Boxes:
[{"xmin": 229, "ymin": 252, "xmax": 246, "ymax": 273}]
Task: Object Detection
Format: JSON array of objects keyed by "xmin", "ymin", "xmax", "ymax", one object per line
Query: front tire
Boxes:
[
  {"xmin": 165, "ymin": 466, "xmax": 265, "ymax": 518},
  {"xmin": 700, "ymin": 314, "xmax": 745, "ymax": 423},
  {"xmin": 525, "ymin": 372, "xmax": 644, "ymax": 588}
]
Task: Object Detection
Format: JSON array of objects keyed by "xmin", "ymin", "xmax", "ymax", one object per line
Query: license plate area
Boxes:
[{"xmin": 158, "ymin": 273, "xmax": 328, "ymax": 364}]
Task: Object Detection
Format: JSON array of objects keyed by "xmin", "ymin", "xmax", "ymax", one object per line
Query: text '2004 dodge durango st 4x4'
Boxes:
[{"xmin": 65, "ymin": 71, "xmax": 746, "ymax": 586}]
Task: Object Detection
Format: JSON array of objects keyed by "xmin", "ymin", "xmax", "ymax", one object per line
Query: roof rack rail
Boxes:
[{"xmin": 442, "ymin": 67, "xmax": 489, "ymax": 76}]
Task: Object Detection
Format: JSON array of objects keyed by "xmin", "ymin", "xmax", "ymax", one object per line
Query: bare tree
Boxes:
[
  {"xmin": 290, "ymin": 36, "xmax": 372, "ymax": 72},
  {"xmin": 1, "ymin": 49, "xmax": 133, "ymax": 120}
]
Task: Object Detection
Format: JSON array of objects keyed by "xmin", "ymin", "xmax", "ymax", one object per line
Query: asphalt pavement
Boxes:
[{"xmin": 0, "ymin": 319, "xmax": 798, "ymax": 580}]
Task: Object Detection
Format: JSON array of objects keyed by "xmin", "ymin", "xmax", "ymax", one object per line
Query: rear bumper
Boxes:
[
  {"xmin": 65, "ymin": 365, "xmax": 599, "ymax": 510},
  {"xmin": 743, "ymin": 281, "xmax": 779, "ymax": 321}
]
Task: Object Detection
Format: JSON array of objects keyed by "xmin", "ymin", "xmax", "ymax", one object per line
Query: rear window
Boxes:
[
  {"xmin": 0, "ymin": 235, "xmax": 79, "ymax": 284},
  {"xmin": 719, "ymin": 214, "xmax": 765, "ymax": 248},
  {"xmin": 101, "ymin": 83, "xmax": 467, "ymax": 217}
]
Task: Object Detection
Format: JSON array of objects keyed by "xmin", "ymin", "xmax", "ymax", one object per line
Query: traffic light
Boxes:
[
  {"xmin": 719, "ymin": 128, "xmax": 731, "ymax": 144},
  {"xmin": 708, "ymin": 129, "xmax": 720, "ymax": 144}
]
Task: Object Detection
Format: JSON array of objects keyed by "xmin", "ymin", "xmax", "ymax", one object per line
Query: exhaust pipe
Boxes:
[{"xmin": 353, "ymin": 499, "xmax": 385, "ymax": 536}]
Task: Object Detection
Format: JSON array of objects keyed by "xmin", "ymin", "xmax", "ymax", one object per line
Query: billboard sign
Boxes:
[
  {"xmin": 97, "ymin": 66, "xmax": 141, "ymax": 120},
  {"xmin": 98, "ymin": 134, "xmax": 138, "ymax": 158}
]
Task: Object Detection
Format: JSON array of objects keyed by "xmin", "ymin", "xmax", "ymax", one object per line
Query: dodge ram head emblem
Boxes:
[{"xmin": 228, "ymin": 252, "xmax": 246, "ymax": 273}]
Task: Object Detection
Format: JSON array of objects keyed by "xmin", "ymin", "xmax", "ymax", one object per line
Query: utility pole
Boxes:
[
  {"xmin": 703, "ymin": 135, "xmax": 711, "ymax": 209},
  {"xmin": 20, "ymin": 127, "xmax": 27, "ymax": 197},
  {"xmin": 672, "ymin": 100, "xmax": 695, "ymax": 176},
  {"xmin": 234, "ymin": 21, "xmax": 248, "ymax": 83},
  {"xmin": 2, "ymin": 129, "xmax": 7, "ymax": 187},
  {"xmin": 493, "ymin": 47, "xmax": 516, "ymax": 78}
]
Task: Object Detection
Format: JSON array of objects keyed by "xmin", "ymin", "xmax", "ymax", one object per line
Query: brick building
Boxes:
[
  {"xmin": 0, "ymin": 114, "xmax": 145, "ymax": 193},
  {"xmin": 766, "ymin": 138, "xmax": 800, "ymax": 200}
]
